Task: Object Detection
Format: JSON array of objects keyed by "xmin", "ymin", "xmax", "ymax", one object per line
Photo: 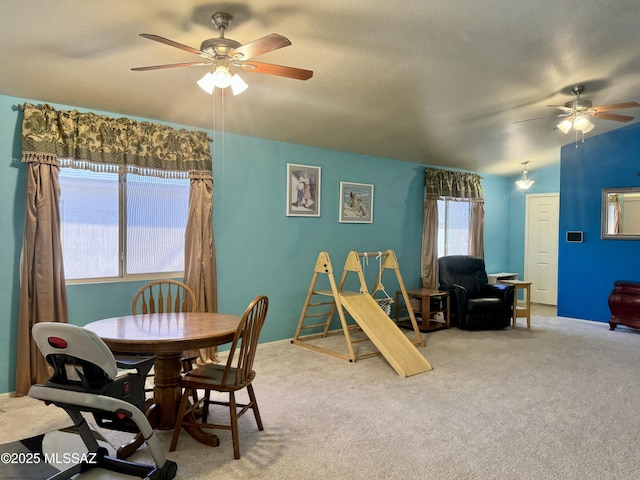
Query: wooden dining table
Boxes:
[{"xmin": 84, "ymin": 311, "xmax": 241, "ymax": 456}]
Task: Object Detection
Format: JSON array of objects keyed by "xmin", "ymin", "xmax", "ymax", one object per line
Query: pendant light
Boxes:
[{"xmin": 515, "ymin": 161, "xmax": 535, "ymax": 189}]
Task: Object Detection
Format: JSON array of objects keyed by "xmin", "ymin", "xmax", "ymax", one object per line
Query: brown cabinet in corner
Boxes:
[{"xmin": 608, "ymin": 281, "xmax": 640, "ymax": 330}]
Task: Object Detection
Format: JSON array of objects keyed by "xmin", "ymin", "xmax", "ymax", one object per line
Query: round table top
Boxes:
[{"xmin": 84, "ymin": 311, "xmax": 242, "ymax": 354}]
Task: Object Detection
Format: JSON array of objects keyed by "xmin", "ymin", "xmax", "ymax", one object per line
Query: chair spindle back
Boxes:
[{"xmin": 132, "ymin": 280, "xmax": 197, "ymax": 315}]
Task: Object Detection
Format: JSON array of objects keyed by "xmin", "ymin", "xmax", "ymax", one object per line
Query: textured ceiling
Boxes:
[{"xmin": 2, "ymin": 0, "xmax": 640, "ymax": 176}]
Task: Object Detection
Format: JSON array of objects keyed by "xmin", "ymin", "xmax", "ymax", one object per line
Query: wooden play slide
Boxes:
[
  {"xmin": 339, "ymin": 291, "xmax": 432, "ymax": 377},
  {"xmin": 293, "ymin": 250, "xmax": 432, "ymax": 378}
]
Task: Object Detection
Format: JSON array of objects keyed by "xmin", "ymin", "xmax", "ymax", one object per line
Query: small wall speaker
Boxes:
[{"xmin": 566, "ymin": 231, "xmax": 584, "ymax": 243}]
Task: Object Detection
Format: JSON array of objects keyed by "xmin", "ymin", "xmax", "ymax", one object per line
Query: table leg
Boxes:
[
  {"xmin": 159, "ymin": 359, "xmax": 221, "ymax": 448},
  {"xmin": 512, "ymin": 287, "xmax": 518, "ymax": 328},
  {"xmin": 173, "ymin": 389, "xmax": 220, "ymax": 447},
  {"xmin": 421, "ymin": 296, "xmax": 430, "ymax": 330},
  {"xmin": 153, "ymin": 352, "xmax": 183, "ymax": 429},
  {"xmin": 525, "ymin": 285, "xmax": 531, "ymax": 329},
  {"xmin": 184, "ymin": 411, "xmax": 220, "ymax": 447},
  {"xmin": 116, "ymin": 352, "xmax": 182, "ymax": 459}
]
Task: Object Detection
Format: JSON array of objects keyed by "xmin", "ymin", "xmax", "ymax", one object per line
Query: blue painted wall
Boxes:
[
  {"xmin": 508, "ymin": 163, "xmax": 562, "ymax": 277},
  {"xmin": 0, "ymin": 94, "xmax": 513, "ymax": 393},
  {"xmin": 558, "ymin": 123, "xmax": 640, "ymax": 322}
]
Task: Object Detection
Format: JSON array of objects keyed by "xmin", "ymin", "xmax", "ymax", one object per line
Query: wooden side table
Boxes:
[
  {"xmin": 487, "ymin": 272, "xmax": 519, "ymax": 284},
  {"xmin": 499, "ymin": 280, "xmax": 532, "ymax": 328},
  {"xmin": 395, "ymin": 288, "xmax": 450, "ymax": 332}
]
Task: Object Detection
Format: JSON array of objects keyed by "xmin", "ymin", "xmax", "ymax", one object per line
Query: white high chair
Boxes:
[{"xmin": 28, "ymin": 322, "xmax": 177, "ymax": 480}]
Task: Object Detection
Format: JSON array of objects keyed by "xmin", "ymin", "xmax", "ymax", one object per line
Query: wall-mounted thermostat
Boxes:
[{"xmin": 566, "ymin": 231, "xmax": 584, "ymax": 243}]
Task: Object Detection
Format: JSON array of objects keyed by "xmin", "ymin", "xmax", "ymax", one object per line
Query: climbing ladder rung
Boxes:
[
  {"xmin": 357, "ymin": 351, "xmax": 382, "ymax": 360},
  {"xmin": 314, "ymin": 290, "xmax": 334, "ymax": 296},
  {"xmin": 351, "ymin": 337, "xmax": 369, "ymax": 344},
  {"xmin": 307, "ymin": 300, "xmax": 336, "ymax": 307},
  {"xmin": 300, "ymin": 322, "xmax": 329, "ymax": 330},
  {"xmin": 303, "ymin": 311, "xmax": 333, "ymax": 319}
]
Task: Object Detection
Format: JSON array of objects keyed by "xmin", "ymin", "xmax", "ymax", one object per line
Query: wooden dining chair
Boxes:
[
  {"xmin": 116, "ymin": 280, "xmax": 198, "ymax": 395},
  {"xmin": 169, "ymin": 295, "xmax": 269, "ymax": 459},
  {"xmin": 131, "ymin": 279, "xmax": 197, "ymax": 315}
]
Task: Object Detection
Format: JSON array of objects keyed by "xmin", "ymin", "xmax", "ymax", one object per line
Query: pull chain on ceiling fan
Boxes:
[{"xmin": 131, "ymin": 11, "xmax": 313, "ymax": 96}]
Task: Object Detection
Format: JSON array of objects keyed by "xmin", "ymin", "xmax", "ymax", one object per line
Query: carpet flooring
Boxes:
[
  {"xmin": 2, "ymin": 307, "xmax": 640, "ymax": 479},
  {"xmin": 0, "ymin": 426, "xmax": 116, "ymax": 480}
]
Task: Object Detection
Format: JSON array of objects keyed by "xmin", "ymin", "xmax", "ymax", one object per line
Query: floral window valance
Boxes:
[
  {"xmin": 425, "ymin": 168, "xmax": 483, "ymax": 201},
  {"xmin": 21, "ymin": 103, "xmax": 212, "ymax": 179}
]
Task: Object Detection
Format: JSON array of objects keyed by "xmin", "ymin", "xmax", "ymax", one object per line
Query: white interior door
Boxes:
[{"xmin": 525, "ymin": 193, "xmax": 559, "ymax": 305}]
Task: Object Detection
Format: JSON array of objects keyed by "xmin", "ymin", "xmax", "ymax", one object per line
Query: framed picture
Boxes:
[
  {"xmin": 339, "ymin": 182, "xmax": 374, "ymax": 223},
  {"xmin": 286, "ymin": 163, "xmax": 321, "ymax": 217}
]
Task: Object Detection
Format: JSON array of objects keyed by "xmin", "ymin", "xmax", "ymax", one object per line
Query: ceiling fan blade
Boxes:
[
  {"xmin": 593, "ymin": 112, "xmax": 635, "ymax": 122},
  {"xmin": 131, "ymin": 62, "xmax": 211, "ymax": 71},
  {"xmin": 139, "ymin": 33, "xmax": 211, "ymax": 58},
  {"xmin": 547, "ymin": 105, "xmax": 573, "ymax": 112},
  {"xmin": 514, "ymin": 113, "xmax": 566, "ymax": 124},
  {"xmin": 240, "ymin": 61, "xmax": 313, "ymax": 80},
  {"xmin": 230, "ymin": 34, "xmax": 291, "ymax": 60},
  {"xmin": 593, "ymin": 102, "xmax": 640, "ymax": 112}
]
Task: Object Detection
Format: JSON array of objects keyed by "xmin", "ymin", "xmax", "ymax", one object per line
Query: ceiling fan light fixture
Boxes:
[
  {"xmin": 211, "ymin": 65, "xmax": 232, "ymax": 88},
  {"xmin": 557, "ymin": 118, "xmax": 573, "ymax": 134},
  {"xmin": 197, "ymin": 67, "xmax": 248, "ymax": 95},
  {"xmin": 573, "ymin": 113, "xmax": 593, "ymax": 132},
  {"xmin": 229, "ymin": 73, "xmax": 248, "ymax": 95},
  {"xmin": 515, "ymin": 161, "xmax": 535, "ymax": 190},
  {"xmin": 196, "ymin": 71, "xmax": 216, "ymax": 94},
  {"xmin": 580, "ymin": 117, "xmax": 595, "ymax": 133}
]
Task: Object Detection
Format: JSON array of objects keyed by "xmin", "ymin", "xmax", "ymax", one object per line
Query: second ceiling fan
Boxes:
[
  {"xmin": 132, "ymin": 11, "xmax": 313, "ymax": 96},
  {"xmin": 549, "ymin": 85, "xmax": 639, "ymax": 135}
]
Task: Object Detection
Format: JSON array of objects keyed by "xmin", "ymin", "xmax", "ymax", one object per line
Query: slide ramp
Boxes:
[{"xmin": 339, "ymin": 292, "xmax": 432, "ymax": 377}]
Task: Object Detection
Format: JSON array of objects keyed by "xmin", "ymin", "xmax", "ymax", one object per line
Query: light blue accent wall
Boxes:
[
  {"xmin": 480, "ymin": 174, "xmax": 512, "ymax": 273},
  {"xmin": 0, "ymin": 94, "xmax": 514, "ymax": 393},
  {"xmin": 558, "ymin": 122, "xmax": 640, "ymax": 322},
  {"xmin": 0, "ymin": 97, "xmax": 25, "ymax": 397},
  {"xmin": 508, "ymin": 163, "xmax": 561, "ymax": 277}
]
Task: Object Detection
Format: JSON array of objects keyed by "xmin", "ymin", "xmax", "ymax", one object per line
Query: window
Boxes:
[
  {"xmin": 437, "ymin": 198, "xmax": 471, "ymax": 257},
  {"xmin": 59, "ymin": 168, "xmax": 190, "ymax": 282}
]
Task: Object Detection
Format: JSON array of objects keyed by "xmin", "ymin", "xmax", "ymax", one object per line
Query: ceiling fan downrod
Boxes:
[
  {"xmin": 211, "ymin": 12, "xmax": 232, "ymax": 36},
  {"xmin": 567, "ymin": 85, "xmax": 592, "ymax": 111},
  {"xmin": 201, "ymin": 12, "xmax": 241, "ymax": 58}
]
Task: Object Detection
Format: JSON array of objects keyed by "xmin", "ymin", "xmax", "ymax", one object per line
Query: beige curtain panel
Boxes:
[
  {"xmin": 421, "ymin": 169, "xmax": 485, "ymax": 289},
  {"xmin": 15, "ymin": 160, "xmax": 68, "ymax": 395},
  {"xmin": 184, "ymin": 174, "xmax": 219, "ymax": 364},
  {"xmin": 421, "ymin": 197, "xmax": 439, "ymax": 289},
  {"xmin": 16, "ymin": 103, "xmax": 215, "ymax": 394}
]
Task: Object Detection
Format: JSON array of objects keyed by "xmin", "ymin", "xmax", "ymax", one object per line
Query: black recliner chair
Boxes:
[{"xmin": 438, "ymin": 255, "xmax": 514, "ymax": 330}]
